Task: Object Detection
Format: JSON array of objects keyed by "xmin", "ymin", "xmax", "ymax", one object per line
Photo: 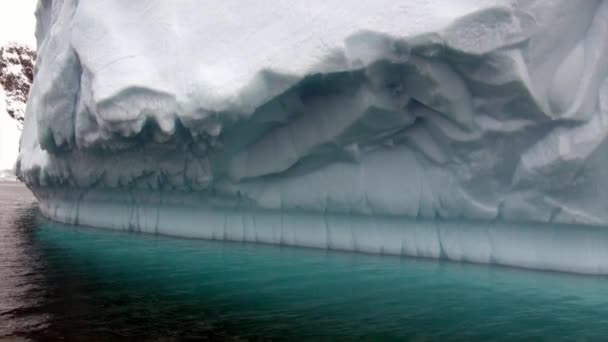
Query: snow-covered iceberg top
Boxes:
[{"xmin": 19, "ymin": 0, "xmax": 608, "ymax": 273}]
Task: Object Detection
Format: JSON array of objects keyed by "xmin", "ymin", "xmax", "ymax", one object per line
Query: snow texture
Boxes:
[
  {"xmin": 0, "ymin": 85, "xmax": 21, "ymax": 177},
  {"xmin": 0, "ymin": 42, "xmax": 33, "ymax": 179},
  {"xmin": 19, "ymin": 0, "xmax": 608, "ymax": 274},
  {"xmin": 0, "ymin": 42, "xmax": 36, "ymax": 125}
]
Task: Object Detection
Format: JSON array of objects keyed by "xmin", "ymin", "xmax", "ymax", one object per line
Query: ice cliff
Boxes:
[{"xmin": 19, "ymin": 0, "xmax": 608, "ymax": 274}]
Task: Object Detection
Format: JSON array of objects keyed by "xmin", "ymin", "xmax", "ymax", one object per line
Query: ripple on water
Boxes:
[{"xmin": 3, "ymin": 183, "xmax": 608, "ymax": 340}]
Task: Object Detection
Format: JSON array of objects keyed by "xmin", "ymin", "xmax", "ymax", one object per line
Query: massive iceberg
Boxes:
[{"xmin": 19, "ymin": 0, "xmax": 608, "ymax": 274}]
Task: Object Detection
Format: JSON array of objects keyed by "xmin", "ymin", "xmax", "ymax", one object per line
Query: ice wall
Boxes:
[{"xmin": 19, "ymin": 0, "xmax": 608, "ymax": 273}]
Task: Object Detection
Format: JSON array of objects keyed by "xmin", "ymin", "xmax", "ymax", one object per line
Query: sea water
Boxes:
[{"xmin": 2, "ymin": 183, "xmax": 608, "ymax": 340}]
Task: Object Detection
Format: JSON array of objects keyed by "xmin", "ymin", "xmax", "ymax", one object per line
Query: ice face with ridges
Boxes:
[{"xmin": 18, "ymin": 0, "xmax": 608, "ymax": 274}]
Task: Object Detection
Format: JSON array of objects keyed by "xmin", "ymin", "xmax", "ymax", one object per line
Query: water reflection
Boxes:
[
  {"xmin": 3, "ymin": 183, "xmax": 608, "ymax": 340},
  {"xmin": 0, "ymin": 184, "xmax": 47, "ymax": 337},
  {"xmin": 30, "ymin": 219, "xmax": 608, "ymax": 340}
]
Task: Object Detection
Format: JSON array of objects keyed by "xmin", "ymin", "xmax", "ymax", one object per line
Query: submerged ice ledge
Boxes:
[
  {"xmin": 37, "ymin": 187, "xmax": 608, "ymax": 275},
  {"xmin": 19, "ymin": 0, "xmax": 608, "ymax": 274}
]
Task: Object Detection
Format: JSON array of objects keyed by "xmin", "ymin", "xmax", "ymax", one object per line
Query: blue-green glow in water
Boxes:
[
  {"xmin": 2, "ymin": 184, "xmax": 608, "ymax": 340},
  {"xmin": 28, "ymin": 219, "xmax": 608, "ymax": 340}
]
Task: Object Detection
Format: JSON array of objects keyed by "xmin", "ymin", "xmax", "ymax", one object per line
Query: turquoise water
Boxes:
[
  {"xmin": 3, "ymin": 185, "xmax": 608, "ymax": 340},
  {"xmin": 30, "ymin": 221, "xmax": 608, "ymax": 340}
]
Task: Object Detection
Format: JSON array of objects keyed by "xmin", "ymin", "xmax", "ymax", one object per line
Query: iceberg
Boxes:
[{"xmin": 19, "ymin": 0, "xmax": 608, "ymax": 274}]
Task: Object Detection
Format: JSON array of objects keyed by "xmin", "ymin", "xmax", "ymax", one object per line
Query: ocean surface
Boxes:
[{"xmin": 2, "ymin": 183, "xmax": 608, "ymax": 341}]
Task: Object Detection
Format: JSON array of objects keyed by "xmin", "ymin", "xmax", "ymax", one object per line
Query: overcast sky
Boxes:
[{"xmin": 0, "ymin": 0, "xmax": 37, "ymax": 48}]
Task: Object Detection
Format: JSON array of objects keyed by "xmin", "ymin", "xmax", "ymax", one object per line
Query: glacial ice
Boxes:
[{"xmin": 19, "ymin": 0, "xmax": 608, "ymax": 274}]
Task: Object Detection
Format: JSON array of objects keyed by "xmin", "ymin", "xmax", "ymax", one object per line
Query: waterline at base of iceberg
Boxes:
[{"xmin": 35, "ymin": 187, "xmax": 608, "ymax": 275}]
